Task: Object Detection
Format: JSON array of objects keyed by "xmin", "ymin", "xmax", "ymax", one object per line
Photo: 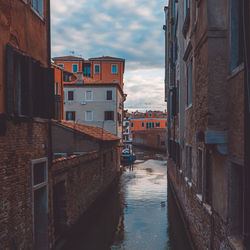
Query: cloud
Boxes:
[{"xmin": 51, "ymin": 0, "xmax": 166, "ymax": 111}]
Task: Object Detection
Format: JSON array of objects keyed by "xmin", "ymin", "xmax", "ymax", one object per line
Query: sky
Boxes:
[{"xmin": 51, "ymin": 0, "xmax": 167, "ymax": 112}]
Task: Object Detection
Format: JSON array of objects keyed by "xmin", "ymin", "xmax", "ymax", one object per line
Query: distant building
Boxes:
[
  {"xmin": 53, "ymin": 56, "xmax": 126, "ymax": 139},
  {"xmin": 129, "ymin": 111, "xmax": 167, "ymax": 139},
  {"xmin": 164, "ymin": 0, "xmax": 249, "ymax": 249},
  {"xmin": 123, "ymin": 110, "xmax": 132, "ymax": 144}
]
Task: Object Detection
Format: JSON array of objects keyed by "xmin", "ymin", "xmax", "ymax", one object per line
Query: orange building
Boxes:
[
  {"xmin": 51, "ymin": 63, "xmax": 76, "ymax": 120},
  {"xmin": 130, "ymin": 111, "xmax": 167, "ymax": 138},
  {"xmin": 52, "ymin": 56, "xmax": 125, "ymax": 89},
  {"xmin": 52, "ymin": 55, "xmax": 126, "ymax": 139}
]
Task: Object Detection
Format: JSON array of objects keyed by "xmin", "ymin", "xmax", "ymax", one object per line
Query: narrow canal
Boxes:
[{"xmin": 62, "ymin": 147, "xmax": 192, "ymax": 250}]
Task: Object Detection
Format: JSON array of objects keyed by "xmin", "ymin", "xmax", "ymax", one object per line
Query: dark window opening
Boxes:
[
  {"xmin": 68, "ymin": 91, "xmax": 74, "ymax": 101},
  {"xmin": 106, "ymin": 90, "xmax": 113, "ymax": 100},
  {"xmin": 104, "ymin": 111, "xmax": 114, "ymax": 121},
  {"xmin": 66, "ymin": 111, "xmax": 75, "ymax": 121},
  {"xmin": 230, "ymin": 0, "xmax": 244, "ymax": 70},
  {"xmin": 5, "ymin": 45, "xmax": 54, "ymax": 118}
]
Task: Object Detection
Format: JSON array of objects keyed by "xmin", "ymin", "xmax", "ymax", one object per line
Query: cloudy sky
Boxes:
[{"xmin": 51, "ymin": 0, "xmax": 166, "ymax": 112}]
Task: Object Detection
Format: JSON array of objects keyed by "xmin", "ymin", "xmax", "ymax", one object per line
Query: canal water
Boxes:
[{"xmin": 62, "ymin": 147, "xmax": 191, "ymax": 250}]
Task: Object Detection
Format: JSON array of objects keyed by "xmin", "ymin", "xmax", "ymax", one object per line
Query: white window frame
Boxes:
[
  {"xmin": 106, "ymin": 89, "xmax": 113, "ymax": 101},
  {"xmin": 111, "ymin": 64, "xmax": 118, "ymax": 74},
  {"xmin": 94, "ymin": 64, "xmax": 100, "ymax": 74},
  {"xmin": 31, "ymin": 157, "xmax": 48, "ymax": 242},
  {"xmin": 72, "ymin": 64, "xmax": 78, "ymax": 73},
  {"xmin": 31, "ymin": 0, "xmax": 44, "ymax": 18},
  {"xmin": 85, "ymin": 111, "xmax": 93, "ymax": 121},
  {"xmin": 85, "ymin": 90, "xmax": 93, "ymax": 101}
]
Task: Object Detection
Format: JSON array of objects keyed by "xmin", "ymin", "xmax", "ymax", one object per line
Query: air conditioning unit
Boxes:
[{"xmin": 81, "ymin": 101, "xmax": 86, "ymax": 105}]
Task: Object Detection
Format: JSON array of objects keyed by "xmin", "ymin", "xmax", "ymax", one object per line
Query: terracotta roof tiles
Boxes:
[{"xmin": 53, "ymin": 120, "xmax": 120, "ymax": 141}]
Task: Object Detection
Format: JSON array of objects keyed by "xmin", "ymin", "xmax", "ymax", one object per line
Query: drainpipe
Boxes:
[{"xmin": 243, "ymin": 0, "xmax": 250, "ymax": 246}]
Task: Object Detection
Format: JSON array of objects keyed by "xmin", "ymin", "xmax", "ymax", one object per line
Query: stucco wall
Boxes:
[{"xmin": 64, "ymin": 85, "xmax": 123, "ymax": 136}]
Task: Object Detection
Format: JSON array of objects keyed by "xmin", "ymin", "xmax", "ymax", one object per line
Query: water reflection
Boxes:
[{"xmin": 62, "ymin": 147, "xmax": 191, "ymax": 250}]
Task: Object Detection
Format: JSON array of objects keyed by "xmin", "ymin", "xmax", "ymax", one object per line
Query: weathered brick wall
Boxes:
[
  {"xmin": 52, "ymin": 144, "xmax": 120, "ymax": 240},
  {"xmin": 168, "ymin": 161, "xmax": 232, "ymax": 250},
  {"xmin": 0, "ymin": 119, "xmax": 52, "ymax": 250},
  {"xmin": 132, "ymin": 129, "xmax": 166, "ymax": 151}
]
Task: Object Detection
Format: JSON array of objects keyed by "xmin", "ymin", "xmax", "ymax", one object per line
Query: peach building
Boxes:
[{"xmin": 130, "ymin": 111, "xmax": 167, "ymax": 138}]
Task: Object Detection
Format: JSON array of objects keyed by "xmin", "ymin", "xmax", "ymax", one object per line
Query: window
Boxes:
[
  {"xmin": 31, "ymin": 0, "xmax": 44, "ymax": 17},
  {"xmin": 197, "ymin": 149, "xmax": 203, "ymax": 194},
  {"xmin": 84, "ymin": 64, "xmax": 91, "ymax": 77},
  {"xmin": 72, "ymin": 64, "xmax": 78, "ymax": 73},
  {"xmin": 230, "ymin": 0, "xmax": 244, "ymax": 70},
  {"xmin": 149, "ymin": 113, "xmax": 152, "ymax": 117},
  {"xmin": 184, "ymin": 0, "xmax": 190, "ymax": 18},
  {"xmin": 111, "ymin": 64, "xmax": 118, "ymax": 74},
  {"xmin": 66, "ymin": 111, "xmax": 75, "ymax": 121},
  {"xmin": 106, "ymin": 90, "xmax": 113, "ymax": 100},
  {"xmin": 94, "ymin": 64, "xmax": 100, "ymax": 74},
  {"xmin": 85, "ymin": 111, "xmax": 93, "ymax": 121},
  {"xmin": 85, "ymin": 90, "xmax": 93, "ymax": 101},
  {"xmin": 131, "ymin": 122, "xmax": 134, "ymax": 128},
  {"xmin": 156, "ymin": 122, "xmax": 160, "ymax": 127},
  {"xmin": 205, "ymin": 149, "xmax": 212, "ymax": 205},
  {"xmin": 185, "ymin": 145, "xmax": 192, "ymax": 180},
  {"xmin": 151, "ymin": 122, "xmax": 154, "ymax": 128},
  {"xmin": 55, "ymin": 82, "xmax": 59, "ymax": 95},
  {"xmin": 5, "ymin": 45, "xmax": 54, "ymax": 118},
  {"xmin": 142, "ymin": 122, "xmax": 144, "ymax": 127},
  {"xmin": 58, "ymin": 64, "xmax": 64, "ymax": 68},
  {"xmin": 104, "ymin": 111, "xmax": 114, "ymax": 121},
  {"xmin": 31, "ymin": 158, "xmax": 48, "ymax": 249},
  {"xmin": 67, "ymin": 91, "xmax": 74, "ymax": 101},
  {"xmin": 63, "ymin": 73, "xmax": 71, "ymax": 82},
  {"xmin": 187, "ymin": 57, "xmax": 193, "ymax": 106}
]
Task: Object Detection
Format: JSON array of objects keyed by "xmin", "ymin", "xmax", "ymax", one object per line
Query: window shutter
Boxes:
[
  {"xmin": 5, "ymin": 45, "xmax": 15, "ymax": 114},
  {"xmin": 111, "ymin": 111, "xmax": 114, "ymax": 120},
  {"xmin": 21, "ymin": 55, "xmax": 30, "ymax": 116}
]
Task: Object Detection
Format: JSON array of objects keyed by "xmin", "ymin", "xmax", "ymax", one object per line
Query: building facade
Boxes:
[
  {"xmin": 129, "ymin": 111, "xmax": 167, "ymax": 139},
  {"xmin": 0, "ymin": 1, "xmax": 54, "ymax": 249},
  {"xmin": 53, "ymin": 56, "xmax": 126, "ymax": 138},
  {"xmin": 164, "ymin": 0, "xmax": 250, "ymax": 249}
]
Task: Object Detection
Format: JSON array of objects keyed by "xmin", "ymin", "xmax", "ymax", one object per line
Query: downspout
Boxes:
[
  {"xmin": 47, "ymin": 0, "xmax": 54, "ymax": 248},
  {"xmin": 243, "ymin": 0, "xmax": 250, "ymax": 246}
]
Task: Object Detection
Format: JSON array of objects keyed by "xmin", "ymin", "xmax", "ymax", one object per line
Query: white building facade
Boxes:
[{"xmin": 64, "ymin": 83, "xmax": 124, "ymax": 138}]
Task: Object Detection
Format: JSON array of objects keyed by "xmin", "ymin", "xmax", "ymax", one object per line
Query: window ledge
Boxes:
[
  {"xmin": 31, "ymin": 6, "xmax": 45, "ymax": 22},
  {"xmin": 185, "ymin": 104, "xmax": 192, "ymax": 111},
  {"xmin": 196, "ymin": 194, "xmax": 203, "ymax": 204},
  {"xmin": 227, "ymin": 63, "xmax": 244, "ymax": 81},
  {"xmin": 203, "ymin": 203, "xmax": 212, "ymax": 215}
]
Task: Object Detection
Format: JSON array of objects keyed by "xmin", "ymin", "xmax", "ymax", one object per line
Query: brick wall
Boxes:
[
  {"xmin": 168, "ymin": 160, "xmax": 233, "ymax": 250},
  {"xmin": 132, "ymin": 129, "xmax": 166, "ymax": 151},
  {"xmin": 0, "ymin": 119, "xmax": 52, "ymax": 249},
  {"xmin": 52, "ymin": 144, "xmax": 120, "ymax": 243}
]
